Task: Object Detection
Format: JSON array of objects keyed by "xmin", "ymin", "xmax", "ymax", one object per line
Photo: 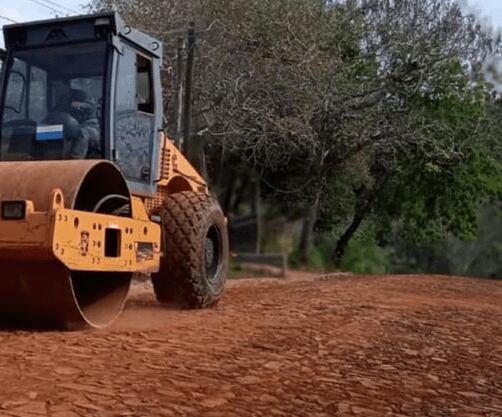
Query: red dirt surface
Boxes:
[{"xmin": 0, "ymin": 273, "xmax": 501, "ymax": 417}]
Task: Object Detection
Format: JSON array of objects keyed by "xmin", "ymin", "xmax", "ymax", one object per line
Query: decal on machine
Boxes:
[{"xmin": 79, "ymin": 231, "xmax": 90, "ymax": 256}]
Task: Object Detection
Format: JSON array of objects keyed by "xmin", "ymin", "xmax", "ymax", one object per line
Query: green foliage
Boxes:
[
  {"xmin": 385, "ymin": 204, "xmax": 502, "ymax": 279},
  {"xmin": 381, "ymin": 146, "xmax": 501, "ymax": 243},
  {"xmin": 340, "ymin": 239, "xmax": 389, "ymax": 274},
  {"xmin": 288, "ymin": 246, "xmax": 328, "ymax": 271},
  {"xmin": 374, "ymin": 64, "xmax": 502, "ymax": 244}
]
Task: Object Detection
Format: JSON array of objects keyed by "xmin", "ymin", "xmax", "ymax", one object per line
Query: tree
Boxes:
[
  {"xmin": 90, "ymin": 0, "xmax": 502, "ymax": 268},
  {"xmin": 310, "ymin": 0, "xmax": 502, "ymax": 264}
]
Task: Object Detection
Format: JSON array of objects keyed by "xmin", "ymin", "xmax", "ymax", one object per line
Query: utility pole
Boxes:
[
  {"xmin": 182, "ymin": 22, "xmax": 196, "ymax": 160},
  {"xmin": 175, "ymin": 37, "xmax": 185, "ymax": 147}
]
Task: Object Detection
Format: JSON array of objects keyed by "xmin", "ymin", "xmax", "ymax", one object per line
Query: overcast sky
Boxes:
[
  {"xmin": 0, "ymin": 0, "xmax": 502, "ymax": 46},
  {"xmin": 0, "ymin": 0, "xmax": 84, "ymax": 46},
  {"xmin": 466, "ymin": 0, "xmax": 502, "ymax": 30}
]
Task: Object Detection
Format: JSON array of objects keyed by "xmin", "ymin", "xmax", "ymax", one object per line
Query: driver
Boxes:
[{"xmin": 65, "ymin": 88, "xmax": 100, "ymax": 159}]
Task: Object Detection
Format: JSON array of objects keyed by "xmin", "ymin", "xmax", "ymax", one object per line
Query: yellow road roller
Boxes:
[{"xmin": 0, "ymin": 12, "xmax": 228, "ymax": 329}]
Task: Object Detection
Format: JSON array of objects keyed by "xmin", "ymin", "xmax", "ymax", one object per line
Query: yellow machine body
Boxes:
[
  {"xmin": 144, "ymin": 133, "xmax": 208, "ymax": 213},
  {"xmin": 0, "ymin": 138, "xmax": 207, "ymax": 329}
]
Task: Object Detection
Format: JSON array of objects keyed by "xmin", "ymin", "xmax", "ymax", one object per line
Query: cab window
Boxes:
[
  {"xmin": 0, "ymin": 42, "xmax": 108, "ymax": 161},
  {"xmin": 137, "ymin": 55, "xmax": 154, "ymax": 114},
  {"xmin": 114, "ymin": 44, "xmax": 155, "ymax": 183}
]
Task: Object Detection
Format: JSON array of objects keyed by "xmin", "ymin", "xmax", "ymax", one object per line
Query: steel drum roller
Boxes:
[{"xmin": 0, "ymin": 161, "xmax": 133, "ymax": 329}]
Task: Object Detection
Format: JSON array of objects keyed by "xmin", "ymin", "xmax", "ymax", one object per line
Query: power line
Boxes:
[
  {"xmin": 25, "ymin": 0, "xmax": 68, "ymax": 16},
  {"xmin": 37, "ymin": 0, "xmax": 79, "ymax": 14},
  {"xmin": 148, "ymin": 20, "xmax": 220, "ymax": 37},
  {"xmin": 0, "ymin": 15, "xmax": 19, "ymax": 24}
]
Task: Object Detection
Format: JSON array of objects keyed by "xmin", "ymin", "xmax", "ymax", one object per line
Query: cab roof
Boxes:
[{"xmin": 2, "ymin": 12, "xmax": 163, "ymax": 59}]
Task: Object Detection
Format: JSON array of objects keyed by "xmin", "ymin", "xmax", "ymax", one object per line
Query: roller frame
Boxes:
[{"xmin": 0, "ymin": 189, "xmax": 161, "ymax": 273}]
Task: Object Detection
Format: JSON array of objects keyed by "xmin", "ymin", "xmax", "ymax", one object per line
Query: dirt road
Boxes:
[{"xmin": 0, "ymin": 274, "xmax": 501, "ymax": 417}]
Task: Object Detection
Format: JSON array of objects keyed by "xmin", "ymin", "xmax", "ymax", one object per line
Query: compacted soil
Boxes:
[{"xmin": 0, "ymin": 273, "xmax": 501, "ymax": 417}]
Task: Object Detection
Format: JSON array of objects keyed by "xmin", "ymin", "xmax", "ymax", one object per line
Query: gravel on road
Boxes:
[{"xmin": 0, "ymin": 273, "xmax": 501, "ymax": 417}]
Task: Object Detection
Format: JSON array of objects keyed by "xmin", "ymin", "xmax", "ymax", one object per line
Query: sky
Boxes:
[
  {"xmin": 0, "ymin": 0, "xmax": 502, "ymax": 46},
  {"xmin": 465, "ymin": 0, "xmax": 502, "ymax": 31},
  {"xmin": 0, "ymin": 0, "xmax": 85, "ymax": 46}
]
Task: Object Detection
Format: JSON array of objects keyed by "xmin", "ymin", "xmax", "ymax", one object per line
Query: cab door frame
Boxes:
[{"xmin": 108, "ymin": 34, "xmax": 163, "ymax": 198}]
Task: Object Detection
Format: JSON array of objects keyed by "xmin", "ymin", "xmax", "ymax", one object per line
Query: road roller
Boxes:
[{"xmin": 0, "ymin": 12, "xmax": 228, "ymax": 329}]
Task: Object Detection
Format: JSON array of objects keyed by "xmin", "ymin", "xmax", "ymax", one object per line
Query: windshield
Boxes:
[{"xmin": 0, "ymin": 42, "xmax": 108, "ymax": 161}]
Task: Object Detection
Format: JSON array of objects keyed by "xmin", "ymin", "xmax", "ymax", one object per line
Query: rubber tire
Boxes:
[{"xmin": 152, "ymin": 191, "xmax": 228, "ymax": 308}]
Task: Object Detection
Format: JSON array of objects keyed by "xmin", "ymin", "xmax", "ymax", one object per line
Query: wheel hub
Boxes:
[
  {"xmin": 205, "ymin": 237, "xmax": 215, "ymax": 268},
  {"xmin": 204, "ymin": 225, "xmax": 222, "ymax": 283}
]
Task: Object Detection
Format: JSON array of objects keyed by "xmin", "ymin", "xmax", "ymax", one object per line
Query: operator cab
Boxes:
[
  {"xmin": 0, "ymin": 13, "xmax": 163, "ymax": 196},
  {"xmin": 1, "ymin": 43, "xmax": 106, "ymax": 160}
]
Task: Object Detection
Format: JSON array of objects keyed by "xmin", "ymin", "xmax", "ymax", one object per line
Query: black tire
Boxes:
[{"xmin": 151, "ymin": 191, "xmax": 228, "ymax": 307}]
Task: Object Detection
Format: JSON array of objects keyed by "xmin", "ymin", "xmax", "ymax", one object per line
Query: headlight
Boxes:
[{"xmin": 1, "ymin": 201, "xmax": 26, "ymax": 220}]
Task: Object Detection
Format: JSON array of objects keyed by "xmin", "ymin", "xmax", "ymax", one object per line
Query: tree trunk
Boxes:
[
  {"xmin": 333, "ymin": 172, "xmax": 389, "ymax": 266},
  {"xmin": 231, "ymin": 176, "xmax": 250, "ymax": 213},
  {"xmin": 333, "ymin": 209, "xmax": 365, "ymax": 267},
  {"xmin": 222, "ymin": 174, "xmax": 236, "ymax": 214},
  {"xmin": 299, "ymin": 192, "xmax": 321, "ymax": 264}
]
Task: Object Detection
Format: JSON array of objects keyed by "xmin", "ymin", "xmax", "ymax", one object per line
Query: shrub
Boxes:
[{"xmin": 340, "ymin": 239, "xmax": 389, "ymax": 274}]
